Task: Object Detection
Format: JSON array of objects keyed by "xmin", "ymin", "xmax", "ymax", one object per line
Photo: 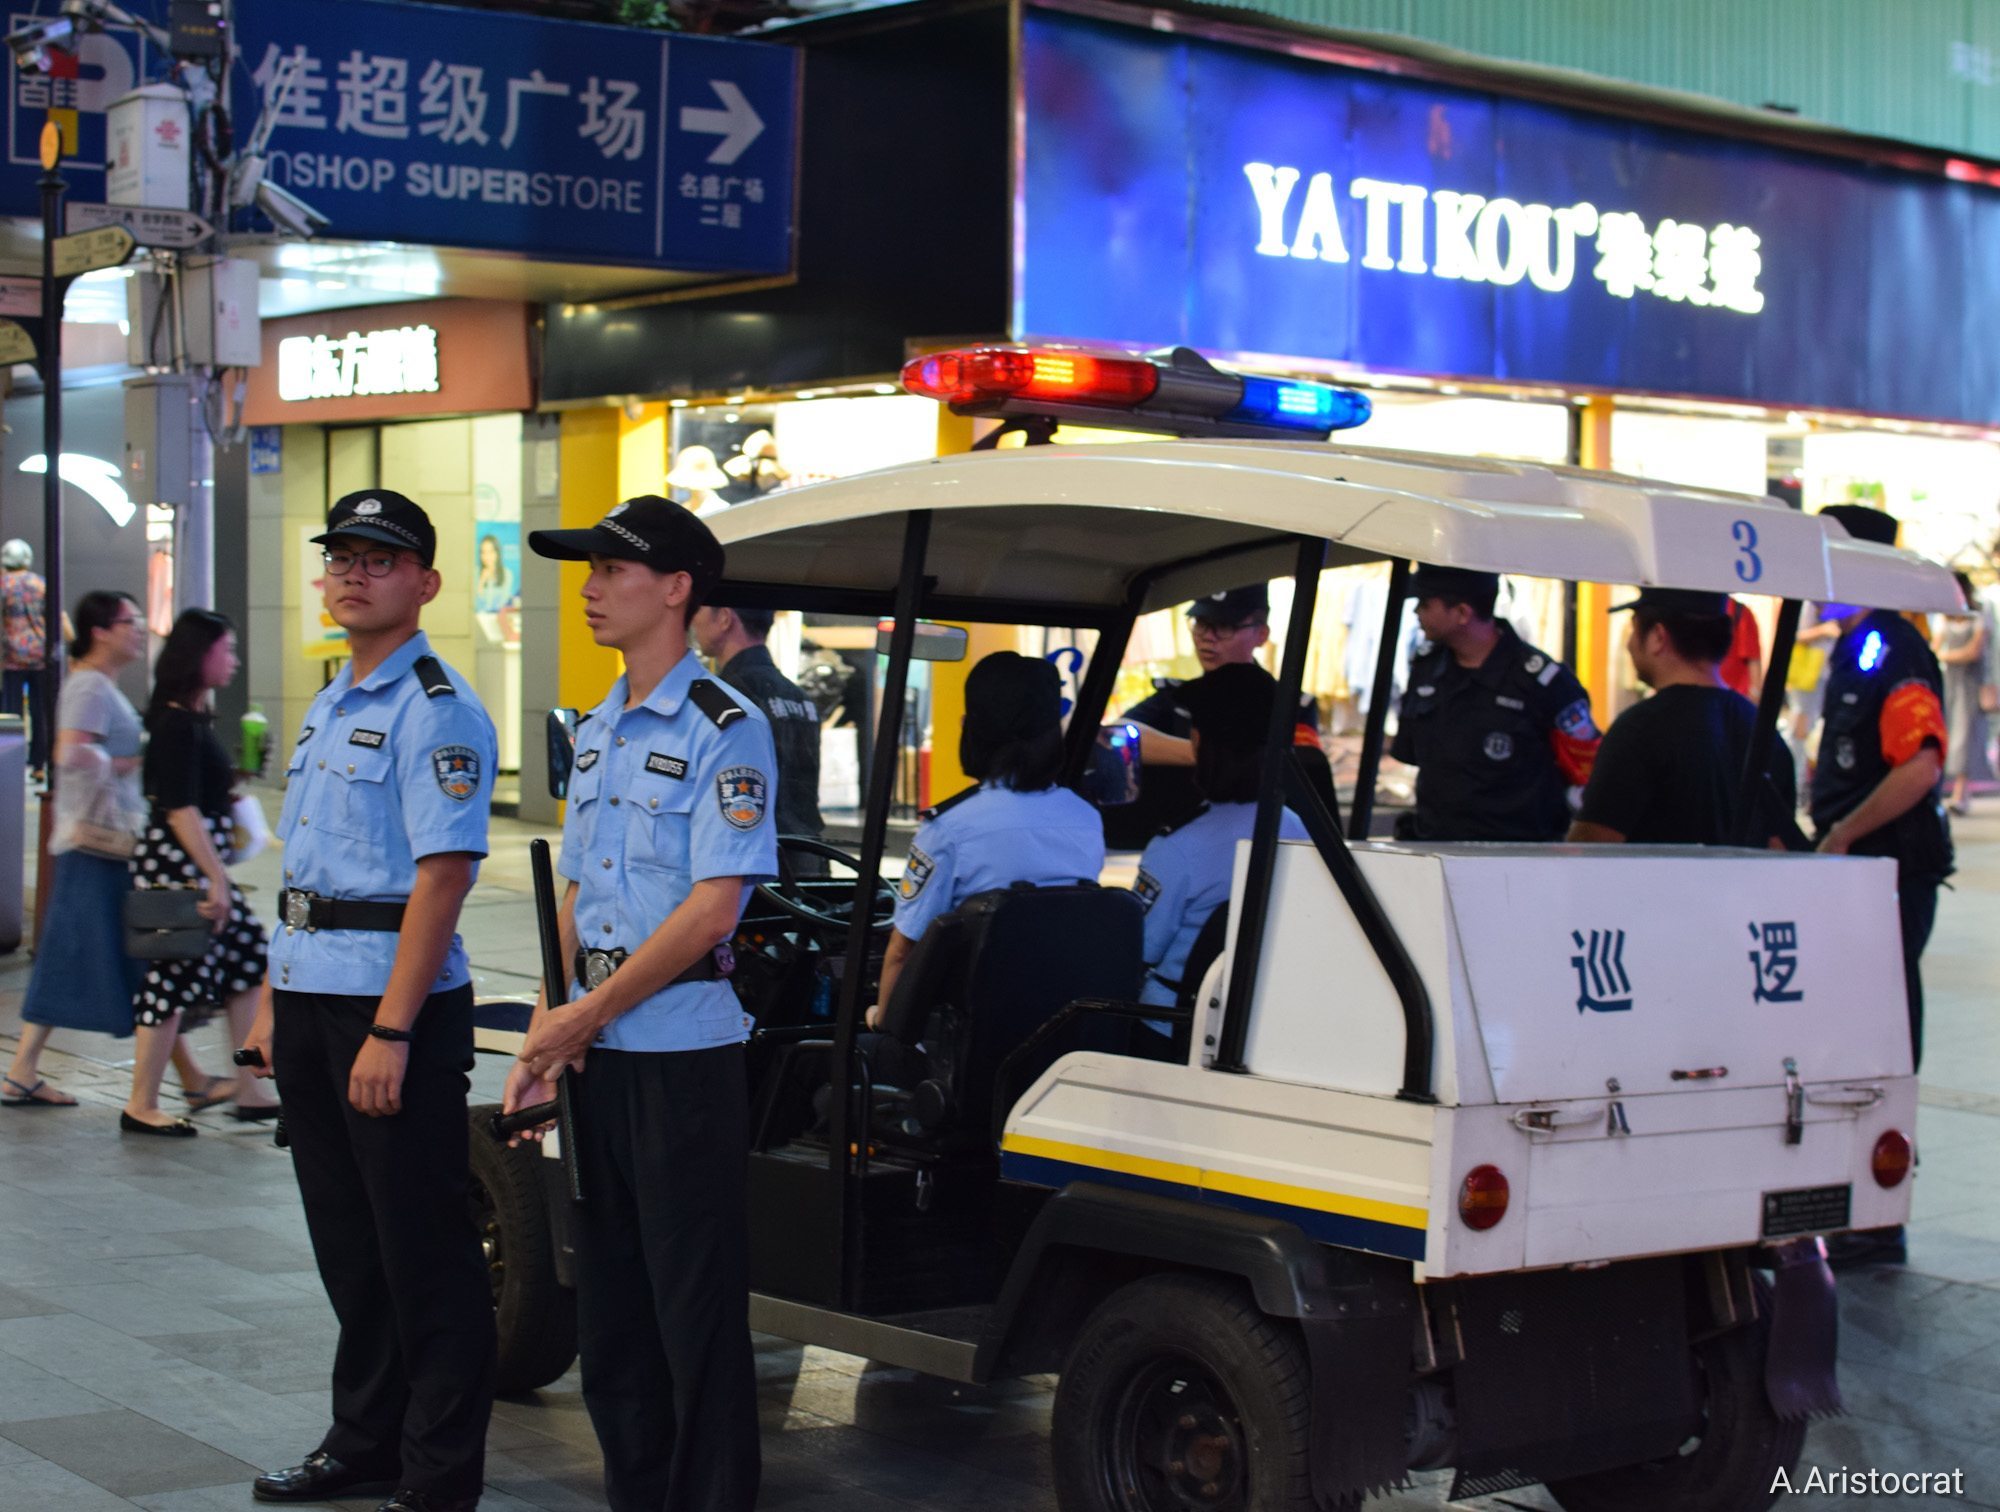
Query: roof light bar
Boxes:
[{"xmin": 900, "ymin": 344, "xmax": 1372, "ymax": 441}]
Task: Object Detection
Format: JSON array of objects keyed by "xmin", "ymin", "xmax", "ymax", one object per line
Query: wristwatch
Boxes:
[{"xmin": 367, "ymin": 1024, "xmax": 413, "ymax": 1043}]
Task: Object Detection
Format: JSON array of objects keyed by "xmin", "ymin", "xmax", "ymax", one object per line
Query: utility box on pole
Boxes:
[{"xmin": 107, "ymin": 85, "xmax": 191, "ymax": 210}]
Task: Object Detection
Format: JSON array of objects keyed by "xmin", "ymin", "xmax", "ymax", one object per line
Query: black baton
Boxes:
[
  {"xmin": 530, "ymin": 837, "xmax": 585, "ymax": 1203},
  {"xmin": 231, "ymin": 1047, "xmax": 289, "ymax": 1149}
]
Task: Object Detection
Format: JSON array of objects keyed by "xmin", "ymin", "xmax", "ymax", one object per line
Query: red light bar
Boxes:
[{"xmin": 901, "ymin": 346, "xmax": 1160, "ymax": 409}]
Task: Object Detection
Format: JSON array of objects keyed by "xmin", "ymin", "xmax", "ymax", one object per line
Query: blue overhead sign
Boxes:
[
  {"xmin": 5, "ymin": 0, "xmax": 797, "ymax": 275},
  {"xmin": 1018, "ymin": 8, "xmax": 2000, "ymax": 426}
]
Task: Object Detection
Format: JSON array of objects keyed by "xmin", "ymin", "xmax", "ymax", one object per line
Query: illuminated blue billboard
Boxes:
[{"xmin": 1018, "ymin": 9, "xmax": 2000, "ymax": 425}]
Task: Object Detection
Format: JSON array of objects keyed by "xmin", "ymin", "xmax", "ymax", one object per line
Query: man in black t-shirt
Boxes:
[{"xmin": 1569, "ymin": 588, "xmax": 1797, "ymax": 846}]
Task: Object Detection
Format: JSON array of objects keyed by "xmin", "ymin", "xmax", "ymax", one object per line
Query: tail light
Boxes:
[
  {"xmin": 1871, "ymin": 1129, "xmax": 1912, "ymax": 1188},
  {"xmin": 1458, "ymin": 1165, "xmax": 1510, "ymax": 1230}
]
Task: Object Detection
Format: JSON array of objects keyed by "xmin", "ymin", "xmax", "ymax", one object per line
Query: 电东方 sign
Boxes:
[
  {"xmin": 277, "ymin": 324, "xmax": 439, "ymax": 402},
  {"xmin": 1018, "ymin": 8, "xmax": 2000, "ymax": 425},
  {"xmin": 5, "ymin": 0, "xmax": 797, "ymax": 276}
]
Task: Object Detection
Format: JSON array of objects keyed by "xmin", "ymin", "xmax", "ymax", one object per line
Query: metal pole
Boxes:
[
  {"xmin": 1348, "ymin": 559, "xmax": 1408, "ymax": 840},
  {"xmin": 1730, "ymin": 599, "xmax": 1801, "ymax": 847},
  {"xmin": 38, "ymin": 154, "xmax": 64, "ymax": 775}
]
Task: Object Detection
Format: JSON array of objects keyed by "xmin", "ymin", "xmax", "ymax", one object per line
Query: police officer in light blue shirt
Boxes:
[
  {"xmin": 242, "ymin": 489, "xmax": 497, "ymax": 1512},
  {"xmin": 866, "ymin": 652, "xmax": 1105, "ymax": 1026},
  {"xmin": 505, "ymin": 495, "xmax": 776, "ymax": 1512},
  {"xmin": 1133, "ymin": 664, "xmax": 1308, "ymax": 1042}
]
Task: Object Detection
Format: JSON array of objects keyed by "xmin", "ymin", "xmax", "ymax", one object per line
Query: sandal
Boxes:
[
  {"xmin": 183, "ymin": 1075, "xmax": 235, "ymax": 1112},
  {"xmin": 2, "ymin": 1076, "xmax": 76, "ymax": 1108}
]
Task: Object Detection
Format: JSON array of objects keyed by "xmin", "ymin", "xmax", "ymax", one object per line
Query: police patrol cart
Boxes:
[{"xmin": 470, "ymin": 346, "xmax": 1956, "ymax": 1512}]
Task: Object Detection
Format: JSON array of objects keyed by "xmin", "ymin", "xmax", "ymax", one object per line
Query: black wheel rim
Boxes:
[
  {"xmin": 469, "ymin": 1174, "xmax": 504, "ymax": 1308},
  {"xmin": 1102, "ymin": 1352, "xmax": 1247, "ymax": 1511}
]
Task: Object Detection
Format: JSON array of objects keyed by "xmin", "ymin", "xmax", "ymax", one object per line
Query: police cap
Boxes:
[
  {"xmin": 1187, "ymin": 585, "xmax": 1269, "ymax": 626},
  {"xmin": 963, "ymin": 652, "xmax": 1062, "ymax": 746},
  {"xmin": 1178, "ymin": 662, "xmax": 1281, "ymax": 750},
  {"xmin": 528, "ymin": 494, "xmax": 725, "ymax": 595},
  {"xmin": 1407, "ymin": 564, "xmax": 1500, "ymax": 607},
  {"xmin": 1609, "ymin": 587, "xmax": 1732, "ymax": 618},
  {"xmin": 1819, "ymin": 504, "xmax": 1900, "ymax": 547},
  {"xmin": 312, "ymin": 489, "xmax": 437, "ymax": 567}
]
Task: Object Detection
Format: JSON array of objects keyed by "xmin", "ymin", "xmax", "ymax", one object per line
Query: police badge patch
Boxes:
[
  {"xmin": 432, "ymin": 744, "xmax": 481, "ymax": 800},
  {"xmin": 1483, "ymin": 731, "xmax": 1514, "ymax": 761},
  {"xmin": 716, "ymin": 766, "xmax": 768, "ymax": 830},
  {"xmin": 575, "ymin": 747, "xmax": 600, "ymax": 771},
  {"xmin": 899, "ymin": 845, "xmax": 936, "ymax": 900},
  {"xmin": 1133, "ymin": 869, "xmax": 1163, "ymax": 911}
]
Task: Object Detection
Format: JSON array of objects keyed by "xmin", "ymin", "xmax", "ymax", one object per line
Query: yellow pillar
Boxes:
[
  {"xmin": 1574, "ymin": 396, "xmax": 1616, "ymax": 718},
  {"xmin": 556, "ymin": 405, "xmax": 668, "ymax": 711},
  {"xmin": 921, "ymin": 406, "xmax": 1007, "ymax": 804}
]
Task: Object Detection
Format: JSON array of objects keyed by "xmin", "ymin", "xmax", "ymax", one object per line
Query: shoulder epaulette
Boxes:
[
  {"xmin": 412, "ymin": 655, "xmax": 455, "ymax": 698},
  {"xmin": 687, "ymin": 678, "xmax": 748, "ymax": 729},
  {"xmin": 919, "ymin": 784, "xmax": 981, "ymax": 822}
]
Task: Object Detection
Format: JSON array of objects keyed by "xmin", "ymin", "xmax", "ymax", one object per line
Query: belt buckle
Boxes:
[
  {"xmin": 283, "ymin": 891, "xmax": 313, "ymax": 932},
  {"xmin": 582, "ymin": 950, "xmax": 617, "ymax": 989}
]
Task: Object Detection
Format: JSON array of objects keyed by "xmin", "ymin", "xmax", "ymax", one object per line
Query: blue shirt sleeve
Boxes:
[
  {"xmin": 688, "ymin": 716, "xmax": 780, "ymax": 885},
  {"xmin": 892, "ymin": 818, "xmax": 958, "ymax": 942},
  {"xmin": 1134, "ymin": 838, "xmax": 1191, "ymax": 970},
  {"xmin": 395, "ymin": 696, "xmax": 497, "ymax": 861}
]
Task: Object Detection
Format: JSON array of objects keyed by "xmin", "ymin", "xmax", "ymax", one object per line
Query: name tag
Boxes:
[
  {"xmin": 646, "ymin": 752, "xmax": 688, "ymax": 780},
  {"xmin": 1494, "ymin": 695, "xmax": 1526, "ymax": 711},
  {"xmin": 350, "ymin": 729, "xmax": 387, "ymax": 748},
  {"xmin": 575, "ymin": 748, "xmax": 600, "ymax": 771}
]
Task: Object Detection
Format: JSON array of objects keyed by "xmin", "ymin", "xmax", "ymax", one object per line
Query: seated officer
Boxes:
[
  {"xmin": 865, "ymin": 653, "xmax": 1104, "ymax": 1027},
  {"xmin": 1569, "ymin": 588, "xmax": 1798, "ymax": 846},
  {"xmin": 1132, "ymin": 664, "xmax": 1308, "ymax": 1045},
  {"xmin": 1392, "ymin": 565, "xmax": 1599, "ymax": 842}
]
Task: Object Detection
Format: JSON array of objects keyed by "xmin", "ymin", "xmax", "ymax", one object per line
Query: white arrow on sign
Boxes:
[
  {"xmin": 679, "ymin": 80, "xmax": 764, "ymax": 166},
  {"xmin": 66, "ymin": 201, "xmax": 213, "ymax": 250}
]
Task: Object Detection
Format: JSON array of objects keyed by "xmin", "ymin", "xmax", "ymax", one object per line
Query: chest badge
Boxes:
[
  {"xmin": 575, "ymin": 747, "xmax": 600, "ymax": 772},
  {"xmin": 432, "ymin": 744, "xmax": 482, "ymax": 801},
  {"xmin": 1834, "ymin": 736, "xmax": 1857, "ymax": 771},
  {"xmin": 1483, "ymin": 732, "xmax": 1514, "ymax": 762},
  {"xmin": 716, "ymin": 765, "xmax": 768, "ymax": 830},
  {"xmin": 350, "ymin": 729, "xmax": 387, "ymax": 748},
  {"xmin": 646, "ymin": 751, "xmax": 689, "ymax": 780}
]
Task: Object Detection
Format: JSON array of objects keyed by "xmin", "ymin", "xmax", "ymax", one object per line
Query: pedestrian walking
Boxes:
[
  {"xmin": 122, "ymin": 610, "xmax": 276, "ymax": 1135},
  {"xmin": 1933, "ymin": 570, "xmax": 1988, "ymax": 815},
  {"xmin": 508, "ymin": 494, "xmax": 776, "ymax": 1512},
  {"xmin": 2, "ymin": 538, "xmax": 55, "ymax": 782},
  {"xmin": 241, "ymin": 491, "xmax": 498, "ymax": 1512},
  {"xmin": 5, "ymin": 591, "xmax": 147, "ymax": 1108}
]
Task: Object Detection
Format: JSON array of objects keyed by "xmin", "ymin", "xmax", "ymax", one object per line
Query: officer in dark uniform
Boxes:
[
  {"xmin": 1811, "ymin": 505, "xmax": 1953, "ymax": 1071},
  {"xmin": 1107, "ymin": 585, "xmax": 1321, "ymax": 848},
  {"xmin": 507, "ymin": 495, "xmax": 778, "ymax": 1512},
  {"xmin": 691, "ymin": 602, "xmax": 824, "ymax": 843},
  {"xmin": 1391, "ymin": 565, "xmax": 1600, "ymax": 841},
  {"xmin": 243, "ymin": 491, "xmax": 498, "ymax": 1512}
]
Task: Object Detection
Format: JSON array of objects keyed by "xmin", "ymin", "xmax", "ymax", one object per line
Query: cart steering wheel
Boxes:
[{"xmin": 753, "ymin": 835, "xmax": 897, "ymax": 937}]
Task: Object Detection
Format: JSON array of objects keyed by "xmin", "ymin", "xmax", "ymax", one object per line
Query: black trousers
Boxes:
[
  {"xmin": 2, "ymin": 666, "xmax": 47, "ymax": 772},
  {"xmin": 573, "ymin": 1046, "xmax": 761, "ymax": 1512},
  {"xmin": 1899, "ymin": 879, "xmax": 1940, "ymax": 1071},
  {"xmin": 273, "ymin": 987, "xmax": 496, "ymax": 1499}
]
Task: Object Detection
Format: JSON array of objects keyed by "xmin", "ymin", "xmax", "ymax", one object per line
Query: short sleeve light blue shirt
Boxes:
[
  {"xmin": 1135, "ymin": 802, "xmax": 1309, "ymax": 1009},
  {"xmin": 892, "ymin": 784, "xmax": 1106, "ymax": 941},
  {"xmin": 558, "ymin": 651, "xmax": 780, "ymax": 1052},
  {"xmin": 270, "ymin": 632, "xmax": 496, "ymax": 997}
]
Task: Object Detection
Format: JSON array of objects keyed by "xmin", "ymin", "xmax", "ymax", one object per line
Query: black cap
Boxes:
[
  {"xmin": 312, "ymin": 489, "xmax": 436, "ymax": 566},
  {"xmin": 528, "ymin": 495, "xmax": 725, "ymax": 593},
  {"xmin": 1820, "ymin": 504, "xmax": 1900, "ymax": 547},
  {"xmin": 1187, "ymin": 584, "xmax": 1269, "ymax": 625},
  {"xmin": 1610, "ymin": 587, "xmax": 1732, "ymax": 617},
  {"xmin": 1408, "ymin": 564, "xmax": 1500, "ymax": 605},
  {"xmin": 963, "ymin": 652, "xmax": 1062, "ymax": 747},
  {"xmin": 1178, "ymin": 663, "xmax": 1280, "ymax": 749}
]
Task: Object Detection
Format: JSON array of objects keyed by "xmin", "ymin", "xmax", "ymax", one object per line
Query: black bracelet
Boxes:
[{"xmin": 367, "ymin": 1024, "xmax": 413, "ymax": 1043}]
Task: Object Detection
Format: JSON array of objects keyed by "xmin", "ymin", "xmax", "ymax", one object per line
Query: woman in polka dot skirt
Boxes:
[{"xmin": 122, "ymin": 610, "xmax": 277, "ymax": 1136}]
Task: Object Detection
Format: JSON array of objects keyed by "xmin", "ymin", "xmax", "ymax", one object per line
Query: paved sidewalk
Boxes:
[{"xmin": 1, "ymin": 812, "xmax": 1996, "ymax": 1510}]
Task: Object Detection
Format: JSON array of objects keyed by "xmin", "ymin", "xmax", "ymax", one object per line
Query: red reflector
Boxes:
[
  {"xmin": 901, "ymin": 346, "xmax": 1160, "ymax": 409},
  {"xmin": 1458, "ymin": 1165, "xmax": 1510, "ymax": 1231},
  {"xmin": 1871, "ymin": 1129, "xmax": 1912, "ymax": 1188}
]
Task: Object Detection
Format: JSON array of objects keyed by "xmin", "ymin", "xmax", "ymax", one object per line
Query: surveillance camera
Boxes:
[
  {"xmin": 255, "ymin": 178, "xmax": 330, "ymax": 239},
  {"xmin": 6, "ymin": 16, "xmax": 76, "ymax": 72}
]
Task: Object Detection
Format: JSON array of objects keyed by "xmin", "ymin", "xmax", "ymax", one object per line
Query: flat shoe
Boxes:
[
  {"xmin": 2, "ymin": 1076, "xmax": 76, "ymax": 1108},
  {"xmin": 120, "ymin": 1111, "xmax": 197, "ymax": 1138},
  {"xmin": 231, "ymin": 1103, "xmax": 283, "ymax": 1122}
]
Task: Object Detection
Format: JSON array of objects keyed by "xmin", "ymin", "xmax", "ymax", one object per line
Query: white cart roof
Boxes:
[{"xmin": 709, "ymin": 439, "xmax": 1960, "ymax": 616}]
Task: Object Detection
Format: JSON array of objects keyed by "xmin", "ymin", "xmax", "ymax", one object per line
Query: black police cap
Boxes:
[
  {"xmin": 1407, "ymin": 564, "xmax": 1500, "ymax": 605},
  {"xmin": 311, "ymin": 489, "xmax": 437, "ymax": 566},
  {"xmin": 1610, "ymin": 587, "xmax": 1732, "ymax": 618},
  {"xmin": 1819, "ymin": 504, "xmax": 1900, "ymax": 548},
  {"xmin": 528, "ymin": 494, "xmax": 725, "ymax": 592},
  {"xmin": 1179, "ymin": 662, "xmax": 1281, "ymax": 749},
  {"xmin": 1187, "ymin": 585, "xmax": 1269, "ymax": 626},
  {"xmin": 963, "ymin": 652, "xmax": 1062, "ymax": 746}
]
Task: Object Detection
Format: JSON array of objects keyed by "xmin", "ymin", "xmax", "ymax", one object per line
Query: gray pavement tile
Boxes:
[
  {"xmin": 101, "ymin": 1255, "xmax": 316, "ymax": 1310},
  {"xmin": 0, "ymin": 1277, "xmax": 67, "ymax": 1320},
  {"xmin": 145, "ymin": 1332, "xmax": 333, "ymax": 1398},
  {"xmin": 16, "ymin": 1281, "xmax": 257, "ymax": 1339},
  {"xmin": 1, "ymin": 1409, "xmax": 256, "ymax": 1498},
  {"xmin": 0, "ymin": 1311, "xmax": 175, "ymax": 1379},
  {"xmin": 1839, "ymin": 1358, "xmax": 2000, "ymax": 1441},
  {"xmin": 0, "ymin": 1450, "xmax": 145, "ymax": 1509},
  {"xmin": 153, "ymin": 1226, "xmax": 318, "ymax": 1276},
  {"xmin": 0, "ymin": 1356, "xmax": 119, "ymax": 1425}
]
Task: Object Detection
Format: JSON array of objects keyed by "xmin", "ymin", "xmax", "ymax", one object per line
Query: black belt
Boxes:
[
  {"xmin": 279, "ymin": 889, "xmax": 406, "ymax": 933},
  {"xmin": 574, "ymin": 944, "xmax": 734, "ymax": 991}
]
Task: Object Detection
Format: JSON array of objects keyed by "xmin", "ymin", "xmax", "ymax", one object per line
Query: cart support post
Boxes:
[
  {"xmin": 1730, "ymin": 598, "xmax": 1801, "ymax": 848},
  {"xmin": 1348, "ymin": 558, "xmax": 1409, "ymax": 840}
]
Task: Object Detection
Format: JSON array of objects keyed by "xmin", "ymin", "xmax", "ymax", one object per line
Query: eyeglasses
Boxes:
[
  {"xmin": 109, "ymin": 615, "xmax": 140, "ymax": 628},
  {"xmin": 1187, "ymin": 618, "xmax": 1254, "ymax": 641},
  {"xmin": 322, "ymin": 548, "xmax": 411, "ymax": 579}
]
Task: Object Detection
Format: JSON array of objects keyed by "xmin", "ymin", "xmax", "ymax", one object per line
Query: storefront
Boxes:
[{"xmin": 240, "ymin": 298, "xmax": 538, "ymax": 804}]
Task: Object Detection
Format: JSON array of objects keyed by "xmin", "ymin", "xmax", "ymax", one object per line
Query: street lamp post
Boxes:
[{"xmin": 37, "ymin": 118, "xmax": 63, "ymax": 780}]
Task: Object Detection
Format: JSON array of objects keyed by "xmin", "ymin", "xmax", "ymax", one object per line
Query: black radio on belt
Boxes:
[
  {"xmin": 279, "ymin": 889, "xmax": 408, "ymax": 933},
  {"xmin": 573, "ymin": 944, "xmax": 735, "ymax": 991}
]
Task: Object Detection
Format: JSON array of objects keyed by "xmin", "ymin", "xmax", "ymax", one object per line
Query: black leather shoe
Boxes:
[
  {"xmin": 253, "ymin": 1450, "xmax": 397, "ymax": 1503},
  {"xmin": 377, "ymin": 1491, "xmax": 480, "ymax": 1512}
]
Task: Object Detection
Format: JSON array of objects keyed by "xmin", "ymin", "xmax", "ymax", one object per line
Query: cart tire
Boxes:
[
  {"xmin": 1544, "ymin": 1277, "xmax": 1805, "ymax": 1512},
  {"xmin": 467, "ymin": 1104, "xmax": 577, "ymax": 1393},
  {"xmin": 1051, "ymin": 1272, "xmax": 1352, "ymax": 1512}
]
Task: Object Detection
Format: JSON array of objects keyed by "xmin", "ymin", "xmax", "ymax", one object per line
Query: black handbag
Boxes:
[{"xmin": 123, "ymin": 886, "xmax": 212, "ymax": 961}]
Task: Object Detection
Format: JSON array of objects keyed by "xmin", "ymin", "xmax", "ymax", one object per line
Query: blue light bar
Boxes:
[{"xmin": 1229, "ymin": 375, "xmax": 1373, "ymax": 434}]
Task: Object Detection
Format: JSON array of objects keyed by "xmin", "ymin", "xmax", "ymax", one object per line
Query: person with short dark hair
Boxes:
[
  {"xmin": 1568, "ymin": 588, "xmax": 1798, "ymax": 846},
  {"xmin": 1131, "ymin": 664, "xmax": 1308, "ymax": 1036},
  {"xmin": 865, "ymin": 652, "xmax": 1104, "ymax": 1025},
  {"xmin": 691, "ymin": 602, "xmax": 824, "ymax": 845},
  {"xmin": 1391, "ymin": 564, "xmax": 1599, "ymax": 841}
]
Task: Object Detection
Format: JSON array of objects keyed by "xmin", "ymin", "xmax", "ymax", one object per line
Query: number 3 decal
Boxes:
[{"xmin": 1732, "ymin": 519, "xmax": 1763, "ymax": 584}]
